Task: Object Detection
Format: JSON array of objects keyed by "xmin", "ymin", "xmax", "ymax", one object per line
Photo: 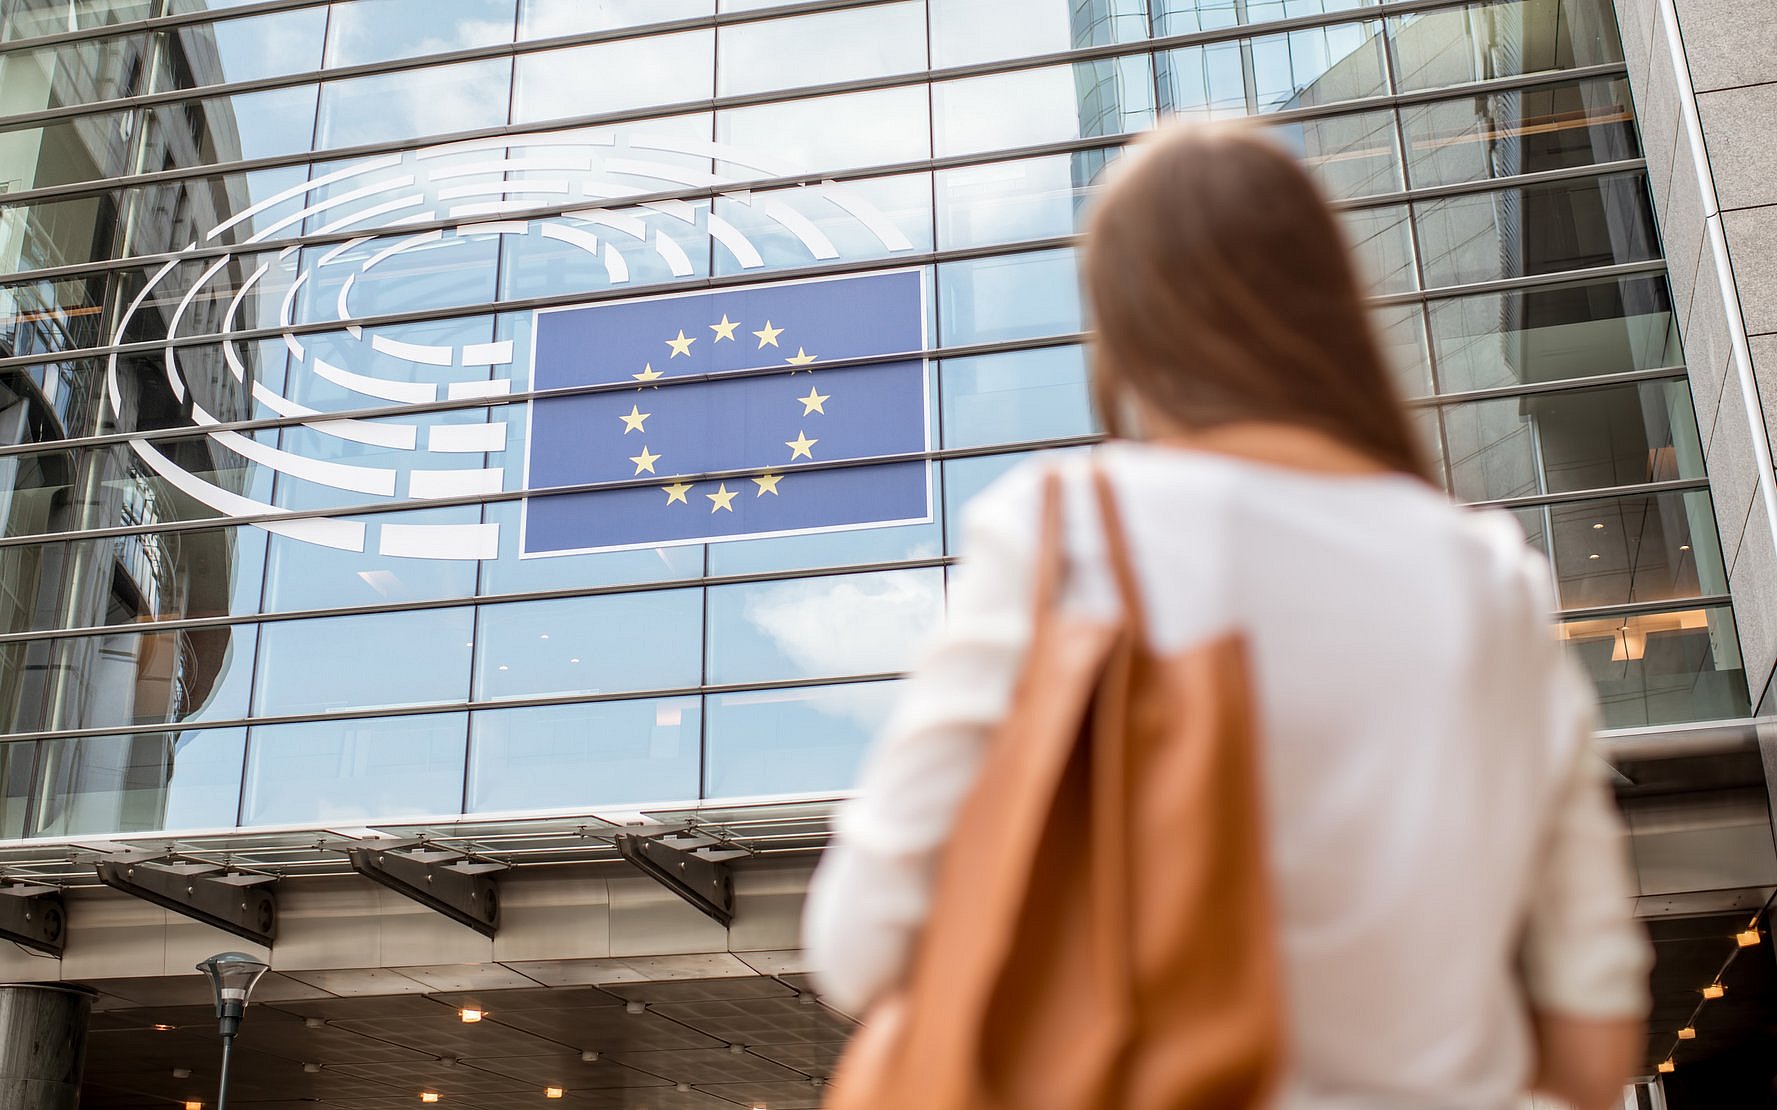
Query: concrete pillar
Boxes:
[{"xmin": 0, "ymin": 984, "xmax": 95, "ymax": 1110}]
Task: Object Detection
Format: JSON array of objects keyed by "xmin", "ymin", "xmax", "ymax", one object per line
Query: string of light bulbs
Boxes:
[{"xmin": 1654, "ymin": 889, "xmax": 1774, "ymax": 1077}]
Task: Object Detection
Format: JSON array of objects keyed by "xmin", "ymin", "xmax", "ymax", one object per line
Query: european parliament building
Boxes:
[{"xmin": 0, "ymin": 0, "xmax": 1772, "ymax": 1105}]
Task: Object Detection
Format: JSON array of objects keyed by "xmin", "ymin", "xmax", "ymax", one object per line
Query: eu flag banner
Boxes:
[{"xmin": 523, "ymin": 271, "xmax": 930, "ymax": 556}]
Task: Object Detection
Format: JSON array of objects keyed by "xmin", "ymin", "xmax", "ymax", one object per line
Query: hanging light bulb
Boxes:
[
  {"xmin": 1677, "ymin": 1026, "xmax": 1696, "ymax": 1040},
  {"xmin": 1735, "ymin": 927, "xmax": 1760, "ymax": 948},
  {"xmin": 1703, "ymin": 983, "xmax": 1726, "ymax": 1000},
  {"xmin": 1657, "ymin": 1060, "xmax": 1675, "ymax": 1074}
]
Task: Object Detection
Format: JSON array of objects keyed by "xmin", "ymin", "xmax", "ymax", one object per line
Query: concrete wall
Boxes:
[{"xmin": 1615, "ymin": 0, "xmax": 1777, "ymax": 707}]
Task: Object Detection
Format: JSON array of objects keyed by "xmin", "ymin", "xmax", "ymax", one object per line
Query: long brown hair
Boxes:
[{"xmin": 1083, "ymin": 120, "xmax": 1433, "ymax": 482}]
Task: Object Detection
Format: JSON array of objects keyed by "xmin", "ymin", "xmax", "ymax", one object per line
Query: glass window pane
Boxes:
[
  {"xmin": 1269, "ymin": 108, "xmax": 1402, "ymax": 200},
  {"xmin": 317, "ymin": 58, "xmax": 511, "ymax": 151},
  {"xmin": 520, "ymin": 0, "xmax": 710, "ymax": 38},
  {"xmin": 3, "ymin": 0, "xmax": 152, "ymax": 40},
  {"xmin": 942, "ymin": 344, "xmax": 1093, "ymax": 449},
  {"xmin": 1153, "ymin": 0, "xmax": 1244, "ymax": 35},
  {"xmin": 939, "ymin": 248, "xmax": 1083, "ymax": 347},
  {"xmin": 24, "ymin": 624, "xmax": 255, "ymax": 734},
  {"xmin": 711, "ymin": 173, "xmax": 932, "ymax": 277},
  {"xmin": 1428, "ymin": 274, "xmax": 1680, "ymax": 393},
  {"xmin": 1514, "ymin": 490, "xmax": 1725, "ymax": 610},
  {"xmin": 1339, "ymin": 204, "xmax": 1417, "ymax": 295},
  {"xmin": 707, "ymin": 568, "xmax": 943, "ymax": 685},
  {"xmin": 467, "ymin": 697, "xmax": 701, "ymax": 812},
  {"xmin": 718, "ymin": 85, "xmax": 930, "ymax": 175},
  {"xmin": 1372, "ymin": 303, "xmax": 1431, "ymax": 398},
  {"xmin": 931, "ymin": 0, "xmax": 1149, "ymax": 68},
  {"xmin": 254, "ymin": 608, "xmax": 474, "ymax": 716},
  {"xmin": 1401, "ymin": 77, "xmax": 1638, "ymax": 189},
  {"xmin": 65, "ymin": 526, "xmax": 268, "ymax": 629},
  {"xmin": 242, "ymin": 712, "xmax": 468, "ymax": 824},
  {"xmin": 1561, "ymin": 605, "xmax": 1747, "ymax": 728},
  {"xmin": 1390, "ymin": 0, "xmax": 1623, "ymax": 94},
  {"xmin": 1441, "ymin": 379, "xmax": 1702, "ymax": 503},
  {"xmin": 0, "ymin": 112, "xmax": 136, "ymax": 191},
  {"xmin": 325, "ymin": 0, "xmax": 517, "ymax": 68},
  {"xmin": 937, "ymin": 154, "xmax": 1085, "ymax": 250},
  {"xmin": 261, "ymin": 510, "xmax": 479, "ymax": 612},
  {"xmin": 513, "ymin": 31, "xmax": 712, "ymax": 125},
  {"xmin": 705, "ymin": 680, "xmax": 899, "ymax": 797},
  {"xmin": 717, "ymin": 3, "xmax": 925, "ymax": 98},
  {"xmin": 1250, "ymin": 20, "xmax": 1388, "ymax": 113},
  {"xmin": 1415, "ymin": 172, "xmax": 1659, "ymax": 289},
  {"xmin": 473, "ymin": 590, "xmax": 703, "ymax": 701},
  {"xmin": 138, "ymin": 83, "xmax": 322, "ymax": 166},
  {"xmin": 0, "ymin": 30, "xmax": 152, "ymax": 107},
  {"xmin": 1158, "ymin": 39, "xmax": 1248, "ymax": 118},
  {"xmin": 170, "ymin": 7, "xmax": 329, "ymax": 88},
  {"xmin": 934, "ymin": 57, "xmax": 1155, "ymax": 158},
  {"xmin": 26, "ymin": 727, "xmax": 245, "ymax": 837}
]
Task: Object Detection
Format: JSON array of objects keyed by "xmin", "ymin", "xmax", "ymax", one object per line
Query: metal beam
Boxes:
[
  {"xmin": 616, "ymin": 834, "xmax": 735, "ymax": 927},
  {"xmin": 93, "ymin": 858, "xmax": 276, "ymax": 946},
  {"xmin": 0, "ymin": 883, "xmax": 67, "ymax": 957},
  {"xmin": 346, "ymin": 846, "xmax": 501, "ymax": 937}
]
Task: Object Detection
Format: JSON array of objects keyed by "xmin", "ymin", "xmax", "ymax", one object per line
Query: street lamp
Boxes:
[{"xmin": 196, "ymin": 951, "xmax": 270, "ymax": 1110}]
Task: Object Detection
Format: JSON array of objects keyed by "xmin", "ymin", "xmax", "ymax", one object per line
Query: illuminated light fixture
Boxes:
[
  {"xmin": 185, "ymin": 1102, "xmax": 203, "ymax": 1110},
  {"xmin": 173, "ymin": 1069, "xmax": 192, "ymax": 1079},
  {"xmin": 498, "ymin": 664, "xmax": 509, "ymax": 671},
  {"xmin": 580, "ymin": 1050, "xmax": 600, "ymax": 1063},
  {"xmin": 421, "ymin": 1094, "xmax": 442, "ymax": 1103},
  {"xmin": 540, "ymin": 633, "xmax": 550, "ymax": 640},
  {"xmin": 625, "ymin": 1000, "xmax": 646, "ymax": 1015},
  {"xmin": 545, "ymin": 1088, "xmax": 565, "ymax": 1099},
  {"xmin": 1736, "ymin": 928, "xmax": 1760, "ymax": 947},
  {"xmin": 1680, "ymin": 544, "xmax": 1691, "ymax": 552},
  {"xmin": 1587, "ymin": 553, "xmax": 1601, "ymax": 560},
  {"xmin": 153, "ymin": 1023, "xmax": 176, "ymax": 1031},
  {"xmin": 1703, "ymin": 983, "xmax": 1726, "ymax": 999},
  {"xmin": 1657, "ymin": 1060, "xmax": 1675, "ymax": 1074},
  {"xmin": 459, "ymin": 1008, "xmax": 486, "ymax": 1023},
  {"xmin": 1593, "ymin": 523, "xmax": 1605, "ymax": 530},
  {"xmin": 1677, "ymin": 1026, "xmax": 1696, "ymax": 1040},
  {"xmin": 570, "ymin": 657, "xmax": 581, "ymax": 664},
  {"xmin": 676, "ymin": 1083, "xmax": 692, "ymax": 1093}
]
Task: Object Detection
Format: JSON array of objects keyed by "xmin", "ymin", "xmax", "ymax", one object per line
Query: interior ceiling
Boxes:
[
  {"xmin": 1643, "ymin": 912, "xmax": 1777, "ymax": 1079},
  {"xmin": 79, "ymin": 973, "xmax": 854, "ymax": 1110}
]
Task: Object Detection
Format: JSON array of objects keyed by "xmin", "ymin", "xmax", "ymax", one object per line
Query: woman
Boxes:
[{"xmin": 804, "ymin": 122, "xmax": 1651, "ymax": 1109}]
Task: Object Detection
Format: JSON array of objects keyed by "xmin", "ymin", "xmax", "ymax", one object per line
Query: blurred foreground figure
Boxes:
[{"xmin": 805, "ymin": 121, "xmax": 1651, "ymax": 1110}]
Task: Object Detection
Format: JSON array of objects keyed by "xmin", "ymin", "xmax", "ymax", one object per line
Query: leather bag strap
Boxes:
[
  {"xmin": 1031, "ymin": 471, "xmax": 1066, "ymax": 614},
  {"xmin": 1090, "ymin": 465, "xmax": 1148, "ymax": 638}
]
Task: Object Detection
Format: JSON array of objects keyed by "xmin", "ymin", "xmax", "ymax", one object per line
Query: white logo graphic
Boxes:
[{"xmin": 106, "ymin": 130, "xmax": 915, "ymax": 559}]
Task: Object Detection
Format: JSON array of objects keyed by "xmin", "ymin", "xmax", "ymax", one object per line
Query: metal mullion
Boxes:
[
  {"xmin": 0, "ymin": 0, "xmax": 328, "ymax": 55},
  {"xmin": 0, "ymin": 553, "xmax": 960, "ymax": 646},
  {"xmin": 0, "ymin": 331, "xmax": 1091, "ymax": 458},
  {"xmin": 0, "ymin": 433, "xmax": 1105, "ymax": 551},
  {"xmin": 1556, "ymin": 595, "xmax": 1734, "ymax": 624},
  {"xmin": 0, "ymin": 669, "xmax": 911, "ymax": 746},
  {"xmin": 0, "ymin": 5, "xmax": 1626, "ymax": 210},
  {"xmin": 1373, "ymin": 258, "xmax": 1670, "ymax": 308},
  {"xmin": 1465, "ymin": 477, "xmax": 1710, "ymax": 512},
  {"xmin": 1406, "ymin": 367, "xmax": 1687, "ymax": 408},
  {"xmin": 1326, "ymin": 159, "xmax": 1647, "ymax": 214}
]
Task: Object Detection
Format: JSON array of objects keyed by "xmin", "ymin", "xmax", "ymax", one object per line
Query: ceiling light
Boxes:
[
  {"xmin": 305, "ymin": 1017, "xmax": 326, "ymax": 1029},
  {"xmin": 1587, "ymin": 553, "xmax": 1600, "ymax": 560},
  {"xmin": 153, "ymin": 1024, "xmax": 176, "ymax": 1032},
  {"xmin": 797, "ymin": 992, "xmax": 818, "ymax": 1006},
  {"xmin": 1657, "ymin": 1060, "xmax": 1675, "ymax": 1074},
  {"xmin": 1679, "ymin": 544, "xmax": 1691, "ymax": 551},
  {"xmin": 458, "ymin": 1008, "xmax": 485, "ymax": 1023},
  {"xmin": 1736, "ymin": 928, "xmax": 1760, "ymax": 947},
  {"xmin": 1703, "ymin": 983, "xmax": 1725, "ymax": 999},
  {"xmin": 304, "ymin": 1063, "xmax": 322, "ymax": 1073},
  {"xmin": 540, "ymin": 633, "xmax": 550, "ymax": 640},
  {"xmin": 625, "ymin": 1000, "xmax": 646, "ymax": 1015},
  {"xmin": 1592, "ymin": 523, "xmax": 1604, "ymax": 530},
  {"xmin": 676, "ymin": 1083, "xmax": 691, "ymax": 1093},
  {"xmin": 580, "ymin": 1050, "xmax": 600, "ymax": 1062},
  {"xmin": 497, "ymin": 664, "xmax": 509, "ymax": 671},
  {"xmin": 1677, "ymin": 1026, "xmax": 1696, "ymax": 1040},
  {"xmin": 545, "ymin": 1088, "xmax": 565, "ymax": 1099},
  {"xmin": 570, "ymin": 657, "xmax": 580, "ymax": 664},
  {"xmin": 421, "ymin": 1094, "xmax": 441, "ymax": 1104},
  {"xmin": 728, "ymin": 1043, "xmax": 746, "ymax": 1055},
  {"xmin": 185, "ymin": 1102, "xmax": 203, "ymax": 1110}
]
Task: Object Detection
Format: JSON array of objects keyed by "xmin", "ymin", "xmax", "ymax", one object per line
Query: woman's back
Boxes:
[{"xmin": 806, "ymin": 443, "xmax": 1649, "ymax": 1107}]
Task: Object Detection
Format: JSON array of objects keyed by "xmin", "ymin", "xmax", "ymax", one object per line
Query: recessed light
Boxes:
[
  {"xmin": 1678, "ymin": 1026, "xmax": 1696, "ymax": 1040},
  {"xmin": 172, "ymin": 1068, "xmax": 191, "ymax": 1079},
  {"xmin": 1703, "ymin": 983, "xmax": 1725, "ymax": 999},
  {"xmin": 1592, "ymin": 523, "xmax": 1604, "ymax": 530},
  {"xmin": 1680, "ymin": 544, "xmax": 1691, "ymax": 552},
  {"xmin": 1736, "ymin": 928, "xmax": 1760, "ymax": 948},
  {"xmin": 304, "ymin": 1063, "xmax": 322, "ymax": 1074},
  {"xmin": 1658, "ymin": 1060, "xmax": 1675, "ymax": 1074},
  {"xmin": 1587, "ymin": 553, "xmax": 1600, "ymax": 560},
  {"xmin": 580, "ymin": 1050, "xmax": 600, "ymax": 1063},
  {"xmin": 153, "ymin": 1024, "xmax": 176, "ymax": 1032},
  {"xmin": 459, "ymin": 1008, "xmax": 486, "ymax": 1023},
  {"xmin": 625, "ymin": 1000, "xmax": 646, "ymax": 1015},
  {"xmin": 421, "ymin": 1093, "xmax": 442, "ymax": 1103},
  {"xmin": 545, "ymin": 1088, "xmax": 565, "ymax": 1099},
  {"xmin": 185, "ymin": 1102, "xmax": 203, "ymax": 1110},
  {"xmin": 675, "ymin": 1083, "xmax": 691, "ymax": 1093}
]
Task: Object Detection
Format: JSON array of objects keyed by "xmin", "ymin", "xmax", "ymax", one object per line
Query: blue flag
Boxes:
[{"xmin": 523, "ymin": 270, "xmax": 930, "ymax": 555}]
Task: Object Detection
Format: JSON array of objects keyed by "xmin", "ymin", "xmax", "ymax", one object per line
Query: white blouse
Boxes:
[{"xmin": 804, "ymin": 444, "xmax": 1651, "ymax": 1109}]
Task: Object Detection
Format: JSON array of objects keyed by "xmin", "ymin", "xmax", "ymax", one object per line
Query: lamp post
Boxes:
[{"xmin": 196, "ymin": 952, "xmax": 270, "ymax": 1110}]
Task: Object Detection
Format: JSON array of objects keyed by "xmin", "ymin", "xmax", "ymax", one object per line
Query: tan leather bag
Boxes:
[{"xmin": 826, "ymin": 467, "xmax": 1286, "ymax": 1110}]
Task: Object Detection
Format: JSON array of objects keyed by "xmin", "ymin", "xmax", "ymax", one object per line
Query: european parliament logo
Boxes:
[{"xmin": 523, "ymin": 271, "xmax": 930, "ymax": 556}]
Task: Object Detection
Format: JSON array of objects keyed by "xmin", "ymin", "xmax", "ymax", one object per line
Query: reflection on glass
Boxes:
[
  {"xmin": 1, "ymin": 0, "xmax": 152, "ymax": 40},
  {"xmin": 1339, "ymin": 204, "xmax": 1417, "ymax": 295},
  {"xmin": 943, "ymin": 450, "xmax": 1038, "ymax": 554},
  {"xmin": 938, "ymin": 248, "xmax": 1083, "ymax": 346},
  {"xmin": 1270, "ymin": 109, "xmax": 1401, "ymax": 200},
  {"xmin": 66, "ymin": 526, "xmax": 268, "ymax": 629},
  {"xmin": 707, "ymin": 567, "xmax": 943, "ymax": 685},
  {"xmin": 1416, "ymin": 172, "xmax": 1659, "ymax": 289},
  {"xmin": 1390, "ymin": 0, "xmax": 1622, "ymax": 94},
  {"xmin": 262, "ymin": 508, "xmax": 478, "ymax": 612},
  {"xmin": 942, "ymin": 345, "xmax": 1093, "ymax": 449},
  {"xmin": 718, "ymin": 85, "xmax": 930, "ymax": 175},
  {"xmin": 325, "ymin": 0, "xmax": 516, "ymax": 68},
  {"xmin": 1442, "ymin": 379, "xmax": 1702, "ymax": 503},
  {"xmin": 317, "ymin": 58, "xmax": 511, "ymax": 151},
  {"xmin": 711, "ymin": 174, "xmax": 932, "ymax": 276},
  {"xmin": 937, "ymin": 154, "xmax": 1084, "ymax": 250},
  {"xmin": 931, "ymin": 0, "xmax": 1148, "ymax": 68},
  {"xmin": 0, "ymin": 113, "xmax": 136, "ymax": 192},
  {"xmin": 718, "ymin": 2, "xmax": 925, "ymax": 98},
  {"xmin": 29, "ymin": 623, "xmax": 254, "ymax": 734},
  {"xmin": 254, "ymin": 608, "xmax": 473, "ymax": 716},
  {"xmin": 1561, "ymin": 605, "xmax": 1747, "ymax": 728},
  {"xmin": 705, "ymin": 680, "xmax": 899, "ymax": 797},
  {"xmin": 1252, "ymin": 20, "xmax": 1388, "ymax": 111},
  {"xmin": 242, "ymin": 712, "xmax": 468, "ymax": 824},
  {"xmin": 520, "ymin": 0, "xmax": 710, "ymax": 38},
  {"xmin": 467, "ymin": 697, "xmax": 700, "ymax": 811},
  {"xmin": 1429, "ymin": 274, "xmax": 1679, "ymax": 393},
  {"xmin": 24, "ymin": 727, "xmax": 245, "ymax": 837},
  {"xmin": 934, "ymin": 56, "xmax": 1155, "ymax": 159},
  {"xmin": 474, "ymin": 590, "xmax": 702, "ymax": 700},
  {"xmin": 1514, "ymin": 490, "xmax": 1724, "ymax": 610},
  {"xmin": 513, "ymin": 31, "xmax": 712, "ymax": 124},
  {"xmin": 1371, "ymin": 303, "xmax": 1431, "ymax": 398},
  {"xmin": 143, "ymin": 84, "xmax": 322, "ymax": 166},
  {"xmin": 170, "ymin": 6, "xmax": 329, "ymax": 88},
  {"xmin": 475, "ymin": 497, "xmax": 705, "ymax": 596},
  {"xmin": 1400, "ymin": 77, "xmax": 1638, "ymax": 189},
  {"xmin": 1159, "ymin": 39, "xmax": 1247, "ymax": 118}
]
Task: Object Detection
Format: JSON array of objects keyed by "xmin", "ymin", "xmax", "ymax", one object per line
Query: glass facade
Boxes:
[{"xmin": 0, "ymin": 0, "xmax": 1746, "ymax": 840}]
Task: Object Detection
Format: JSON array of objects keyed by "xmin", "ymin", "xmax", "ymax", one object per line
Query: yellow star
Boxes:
[
  {"xmin": 662, "ymin": 481, "xmax": 692, "ymax": 505},
  {"xmin": 753, "ymin": 321, "xmax": 783, "ymax": 348},
  {"xmin": 785, "ymin": 347, "xmax": 817, "ymax": 369},
  {"xmin": 785, "ymin": 430, "xmax": 818, "ymax": 461},
  {"xmin": 797, "ymin": 387, "xmax": 829, "ymax": 415},
  {"xmin": 709, "ymin": 314, "xmax": 740, "ymax": 342},
  {"xmin": 665, "ymin": 330, "xmax": 695, "ymax": 358},
  {"xmin": 753, "ymin": 473, "xmax": 783, "ymax": 496},
  {"xmin": 629, "ymin": 446, "xmax": 661, "ymax": 475},
  {"xmin": 632, "ymin": 362, "xmax": 663, "ymax": 385},
  {"xmin": 619, "ymin": 404, "xmax": 650, "ymax": 433},
  {"xmin": 706, "ymin": 483, "xmax": 737, "ymax": 512}
]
